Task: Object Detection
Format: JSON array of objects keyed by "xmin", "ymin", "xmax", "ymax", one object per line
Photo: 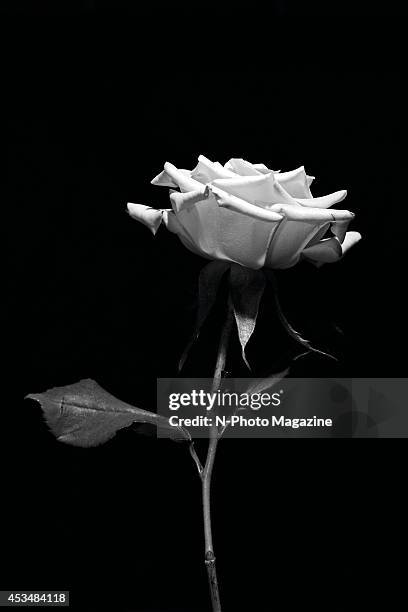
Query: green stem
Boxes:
[{"xmin": 201, "ymin": 298, "xmax": 234, "ymax": 612}]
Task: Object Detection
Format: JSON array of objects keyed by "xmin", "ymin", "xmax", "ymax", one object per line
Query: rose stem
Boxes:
[{"xmin": 201, "ymin": 297, "xmax": 234, "ymax": 612}]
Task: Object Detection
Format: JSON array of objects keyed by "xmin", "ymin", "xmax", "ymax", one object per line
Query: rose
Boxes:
[{"xmin": 128, "ymin": 155, "xmax": 361, "ymax": 269}]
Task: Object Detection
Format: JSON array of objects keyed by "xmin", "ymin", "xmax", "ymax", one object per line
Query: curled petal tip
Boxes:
[
  {"xmin": 344, "ymin": 230, "xmax": 361, "ymax": 245},
  {"xmin": 296, "ymin": 189, "xmax": 348, "ymax": 209},
  {"xmin": 332, "ymin": 210, "xmax": 355, "ymax": 221},
  {"xmin": 271, "ymin": 203, "xmax": 355, "ymax": 222},
  {"xmin": 151, "ymin": 166, "xmax": 180, "ymax": 188},
  {"xmin": 127, "ymin": 202, "xmax": 163, "ymax": 235},
  {"xmin": 340, "ymin": 231, "xmax": 362, "ymax": 257},
  {"xmin": 170, "ymin": 188, "xmax": 209, "ymax": 213}
]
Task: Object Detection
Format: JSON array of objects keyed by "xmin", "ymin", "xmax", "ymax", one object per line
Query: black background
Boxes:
[{"xmin": 3, "ymin": 5, "xmax": 407, "ymax": 612}]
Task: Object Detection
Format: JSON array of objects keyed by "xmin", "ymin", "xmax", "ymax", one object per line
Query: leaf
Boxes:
[
  {"xmin": 179, "ymin": 261, "xmax": 231, "ymax": 371},
  {"xmin": 266, "ymin": 271, "xmax": 337, "ymax": 362},
  {"xmin": 229, "ymin": 264, "xmax": 266, "ymax": 370},
  {"xmin": 26, "ymin": 379, "xmax": 190, "ymax": 447}
]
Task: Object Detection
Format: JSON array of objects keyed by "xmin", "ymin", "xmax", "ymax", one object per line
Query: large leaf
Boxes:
[
  {"xmin": 229, "ymin": 264, "xmax": 266, "ymax": 370},
  {"xmin": 26, "ymin": 379, "xmax": 190, "ymax": 447},
  {"xmin": 179, "ymin": 260, "xmax": 231, "ymax": 371}
]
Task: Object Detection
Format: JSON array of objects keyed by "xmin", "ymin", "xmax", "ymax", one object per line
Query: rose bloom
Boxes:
[{"xmin": 128, "ymin": 155, "xmax": 361, "ymax": 269}]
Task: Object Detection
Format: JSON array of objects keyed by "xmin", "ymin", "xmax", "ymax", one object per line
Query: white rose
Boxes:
[{"xmin": 128, "ymin": 155, "xmax": 361, "ymax": 269}]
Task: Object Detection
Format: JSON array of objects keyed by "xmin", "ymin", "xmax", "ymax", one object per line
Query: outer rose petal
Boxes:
[
  {"xmin": 275, "ymin": 167, "xmax": 314, "ymax": 199},
  {"xmin": 270, "ymin": 203, "xmax": 355, "ymax": 222},
  {"xmin": 170, "ymin": 187, "xmax": 211, "ymax": 213},
  {"xmin": 224, "ymin": 158, "xmax": 263, "ymax": 176},
  {"xmin": 296, "ymin": 190, "xmax": 347, "ymax": 208},
  {"xmin": 151, "ymin": 167, "xmax": 192, "ymax": 188},
  {"xmin": 265, "ymin": 218, "xmax": 324, "ymax": 269},
  {"xmin": 158, "ymin": 162, "xmax": 206, "ymax": 193},
  {"xmin": 171, "ymin": 193, "xmax": 281, "ymax": 269},
  {"xmin": 253, "ymin": 163, "xmax": 275, "ymax": 174},
  {"xmin": 170, "ymin": 185, "xmax": 283, "ymax": 221},
  {"xmin": 210, "ymin": 186, "xmax": 284, "ymax": 222},
  {"xmin": 301, "ymin": 236, "xmax": 342, "ymax": 264},
  {"xmin": 191, "ymin": 155, "xmax": 235, "ymax": 184},
  {"xmin": 212, "ymin": 172, "xmax": 297, "ymax": 208},
  {"xmin": 303, "ymin": 216, "xmax": 352, "ymax": 249},
  {"xmin": 301, "ymin": 231, "xmax": 361, "ymax": 267},
  {"xmin": 224, "ymin": 160, "xmax": 282, "ymax": 175},
  {"xmin": 162, "ymin": 210, "xmax": 208, "ymax": 258},
  {"xmin": 169, "ymin": 185, "xmax": 284, "ymax": 224},
  {"xmin": 265, "ymin": 203, "xmax": 353, "ymax": 268},
  {"xmin": 331, "ymin": 219, "xmax": 351, "ymax": 243},
  {"xmin": 341, "ymin": 231, "xmax": 362, "ymax": 255},
  {"xmin": 127, "ymin": 203, "xmax": 163, "ymax": 235},
  {"xmin": 151, "ymin": 169, "xmax": 178, "ymax": 188}
]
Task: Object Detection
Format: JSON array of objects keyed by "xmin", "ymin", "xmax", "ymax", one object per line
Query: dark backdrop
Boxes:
[{"xmin": 3, "ymin": 8, "xmax": 407, "ymax": 612}]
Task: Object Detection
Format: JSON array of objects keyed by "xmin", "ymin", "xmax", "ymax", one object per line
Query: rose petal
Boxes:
[
  {"xmin": 301, "ymin": 231, "xmax": 361, "ymax": 267},
  {"xmin": 275, "ymin": 166, "xmax": 314, "ymax": 199},
  {"xmin": 270, "ymin": 203, "xmax": 355, "ymax": 222},
  {"xmin": 303, "ymin": 222, "xmax": 331, "ymax": 248},
  {"xmin": 158, "ymin": 162, "xmax": 206, "ymax": 193},
  {"xmin": 127, "ymin": 203, "xmax": 163, "ymax": 235},
  {"xmin": 172, "ymin": 193, "xmax": 281, "ymax": 269},
  {"xmin": 210, "ymin": 186, "xmax": 284, "ymax": 222},
  {"xmin": 341, "ymin": 231, "xmax": 362, "ymax": 255},
  {"xmin": 211, "ymin": 172, "xmax": 297, "ymax": 208},
  {"xmin": 152, "ymin": 164, "xmax": 195, "ymax": 189},
  {"xmin": 170, "ymin": 187, "xmax": 210, "ymax": 213},
  {"xmin": 301, "ymin": 236, "xmax": 342, "ymax": 264},
  {"xmin": 296, "ymin": 190, "xmax": 347, "ymax": 208},
  {"xmin": 224, "ymin": 158, "xmax": 263, "ymax": 176},
  {"xmin": 191, "ymin": 155, "xmax": 235, "ymax": 184},
  {"xmin": 252, "ymin": 163, "xmax": 274, "ymax": 174},
  {"xmin": 162, "ymin": 210, "xmax": 208, "ymax": 258},
  {"xmin": 301, "ymin": 217, "xmax": 354, "ymax": 250},
  {"xmin": 151, "ymin": 169, "xmax": 179, "ymax": 188},
  {"xmin": 265, "ymin": 218, "xmax": 325, "ymax": 269},
  {"xmin": 331, "ymin": 219, "xmax": 351, "ymax": 243},
  {"xmin": 266, "ymin": 197, "xmax": 354, "ymax": 268}
]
